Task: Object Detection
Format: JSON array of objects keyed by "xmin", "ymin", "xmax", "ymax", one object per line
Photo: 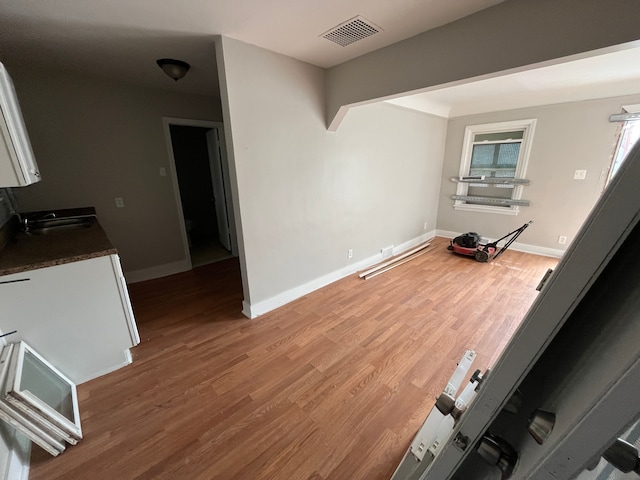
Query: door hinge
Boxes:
[{"xmin": 536, "ymin": 268, "xmax": 554, "ymax": 291}]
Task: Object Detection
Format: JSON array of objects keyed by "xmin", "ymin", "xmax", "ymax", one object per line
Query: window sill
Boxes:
[{"xmin": 453, "ymin": 203, "xmax": 520, "ymax": 216}]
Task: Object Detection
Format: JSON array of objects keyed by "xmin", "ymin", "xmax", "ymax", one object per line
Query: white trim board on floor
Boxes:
[
  {"xmin": 436, "ymin": 230, "xmax": 565, "ymax": 258},
  {"xmin": 242, "ymin": 231, "xmax": 436, "ymax": 319}
]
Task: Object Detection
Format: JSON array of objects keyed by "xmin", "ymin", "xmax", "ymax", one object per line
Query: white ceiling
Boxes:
[
  {"xmin": 0, "ymin": 0, "xmax": 505, "ymax": 97},
  {"xmin": 0, "ymin": 0, "xmax": 638, "ymax": 115},
  {"xmin": 384, "ymin": 45, "xmax": 640, "ymax": 118}
]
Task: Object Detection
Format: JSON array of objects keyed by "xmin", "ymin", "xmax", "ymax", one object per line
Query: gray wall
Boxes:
[
  {"xmin": 217, "ymin": 37, "xmax": 447, "ymax": 311},
  {"xmin": 6, "ymin": 66, "xmax": 221, "ymax": 273},
  {"xmin": 326, "ymin": 0, "xmax": 640, "ymax": 129},
  {"xmin": 437, "ymin": 94, "xmax": 640, "ymax": 250}
]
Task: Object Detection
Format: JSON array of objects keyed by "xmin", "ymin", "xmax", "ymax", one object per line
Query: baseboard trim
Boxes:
[
  {"xmin": 436, "ymin": 230, "xmax": 565, "ymax": 258},
  {"xmin": 76, "ymin": 351, "xmax": 133, "ymax": 385},
  {"xmin": 242, "ymin": 231, "xmax": 436, "ymax": 319},
  {"xmin": 125, "ymin": 259, "xmax": 191, "ymax": 284}
]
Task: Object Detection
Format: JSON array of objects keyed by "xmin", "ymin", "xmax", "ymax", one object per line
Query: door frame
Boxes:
[
  {"xmin": 161, "ymin": 117, "xmax": 237, "ymax": 270},
  {"xmin": 206, "ymin": 128, "xmax": 232, "ymax": 251}
]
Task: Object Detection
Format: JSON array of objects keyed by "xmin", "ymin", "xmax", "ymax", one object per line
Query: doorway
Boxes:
[{"xmin": 163, "ymin": 118, "xmax": 236, "ymax": 269}]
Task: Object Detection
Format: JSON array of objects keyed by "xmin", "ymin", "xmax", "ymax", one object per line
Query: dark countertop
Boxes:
[{"xmin": 0, "ymin": 210, "xmax": 117, "ymax": 277}]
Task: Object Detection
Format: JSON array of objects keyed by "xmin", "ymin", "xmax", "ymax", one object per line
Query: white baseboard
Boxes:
[
  {"xmin": 394, "ymin": 230, "xmax": 436, "ymax": 255},
  {"xmin": 242, "ymin": 231, "xmax": 436, "ymax": 319},
  {"xmin": 242, "ymin": 301, "xmax": 253, "ymax": 319},
  {"xmin": 124, "ymin": 259, "xmax": 191, "ymax": 284},
  {"xmin": 76, "ymin": 351, "xmax": 133, "ymax": 385},
  {"xmin": 436, "ymin": 229, "xmax": 565, "ymax": 258}
]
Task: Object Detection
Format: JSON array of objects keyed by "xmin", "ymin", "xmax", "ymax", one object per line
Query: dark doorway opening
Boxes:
[{"xmin": 169, "ymin": 125, "xmax": 232, "ymax": 267}]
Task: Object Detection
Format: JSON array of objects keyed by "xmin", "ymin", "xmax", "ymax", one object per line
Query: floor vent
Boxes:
[{"xmin": 321, "ymin": 16, "xmax": 382, "ymax": 47}]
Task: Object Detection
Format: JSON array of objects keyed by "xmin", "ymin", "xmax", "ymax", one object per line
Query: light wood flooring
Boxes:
[{"xmin": 29, "ymin": 237, "xmax": 558, "ymax": 480}]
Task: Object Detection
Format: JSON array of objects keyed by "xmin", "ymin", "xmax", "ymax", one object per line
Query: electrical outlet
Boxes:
[
  {"xmin": 574, "ymin": 170, "xmax": 587, "ymax": 180},
  {"xmin": 115, "ymin": 197, "xmax": 125, "ymax": 208},
  {"xmin": 347, "ymin": 249, "xmax": 353, "ymax": 259},
  {"xmin": 423, "ymin": 222, "xmax": 428, "ymax": 231},
  {"xmin": 558, "ymin": 235, "xmax": 567, "ymax": 245}
]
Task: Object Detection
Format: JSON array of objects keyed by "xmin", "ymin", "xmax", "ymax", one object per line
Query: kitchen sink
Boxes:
[{"xmin": 26, "ymin": 216, "xmax": 95, "ymax": 235}]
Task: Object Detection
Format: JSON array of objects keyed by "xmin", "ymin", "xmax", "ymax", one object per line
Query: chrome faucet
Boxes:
[{"xmin": 23, "ymin": 212, "xmax": 56, "ymax": 232}]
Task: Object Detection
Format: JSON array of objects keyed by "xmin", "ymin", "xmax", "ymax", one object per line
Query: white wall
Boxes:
[
  {"xmin": 217, "ymin": 37, "xmax": 446, "ymax": 315},
  {"xmin": 436, "ymin": 94, "xmax": 640, "ymax": 251},
  {"xmin": 326, "ymin": 0, "xmax": 640, "ymax": 129},
  {"xmin": 6, "ymin": 66, "xmax": 221, "ymax": 274}
]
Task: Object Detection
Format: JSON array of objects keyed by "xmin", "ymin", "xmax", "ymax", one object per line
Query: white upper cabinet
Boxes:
[{"xmin": 0, "ymin": 62, "xmax": 40, "ymax": 187}]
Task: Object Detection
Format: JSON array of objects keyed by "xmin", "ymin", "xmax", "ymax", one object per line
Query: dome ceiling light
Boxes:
[{"xmin": 156, "ymin": 59, "xmax": 190, "ymax": 81}]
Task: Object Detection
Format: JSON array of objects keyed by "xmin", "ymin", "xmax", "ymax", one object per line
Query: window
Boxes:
[
  {"xmin": 0, "ymin": 341, "xmax": 82, "ymax": 456},
  {"xmin": 454, "ymin": 119, "xmax": 536, "ymax": 215},
  {"xmin": 607, "ymin": 117, "xmax": 640, "ymax": 185}
]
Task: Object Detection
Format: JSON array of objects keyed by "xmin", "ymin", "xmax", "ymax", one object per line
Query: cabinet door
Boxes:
[
  {"xmin": 0, "ymin": 256, "xmax": 137, "ymax": 384},
  {"xmin": 0, "ymin": 63, "xmax": 40, "ymax": 187}
]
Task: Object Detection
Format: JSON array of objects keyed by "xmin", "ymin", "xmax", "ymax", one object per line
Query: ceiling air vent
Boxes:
[{"xmin": 321, "ymin": 16, "xmax": 382, "ymax": 47}]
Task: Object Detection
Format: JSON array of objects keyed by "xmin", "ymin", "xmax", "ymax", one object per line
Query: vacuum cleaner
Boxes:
[{"xmin": 448, "ymin": 221, "xmax": 533, "ymax": 262}]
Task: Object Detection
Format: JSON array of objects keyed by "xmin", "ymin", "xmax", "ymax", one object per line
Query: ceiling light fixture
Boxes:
[{"xmin": 156, "ymin": 58, "xmax": 190, "ymax": 81}]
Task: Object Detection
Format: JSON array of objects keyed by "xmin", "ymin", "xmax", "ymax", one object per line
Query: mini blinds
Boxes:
[{"xmin": 0, "ymin": 341, "xmax": 82, "ymax": 456}]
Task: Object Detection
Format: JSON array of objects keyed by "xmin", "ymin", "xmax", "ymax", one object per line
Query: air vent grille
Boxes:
[{"xmin": 321, "ymin": 16, "xmax": 381, "ymax": 47}]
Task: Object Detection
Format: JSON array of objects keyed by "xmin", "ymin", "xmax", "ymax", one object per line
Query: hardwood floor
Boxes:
[{"xmin": 29, "ymin": 237, "xmax": 558, "ymax": 480}]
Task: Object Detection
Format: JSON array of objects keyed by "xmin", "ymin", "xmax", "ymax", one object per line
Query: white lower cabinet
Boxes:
[{"xmin": 0, "ymin": 254, "xmax": 140, "ymax": 384}]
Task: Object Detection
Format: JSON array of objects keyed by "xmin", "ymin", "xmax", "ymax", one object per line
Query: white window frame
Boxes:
[
  {"xmin": 606, "ymin": 104, "xmax": 640, "ymax": 186},
  {"xmin": 4, "ymin": 341, "xmax": 82, "ymax": 441},
  {"xmin": 454, "ymin": 118, "xmax": 536, "ymax": 216}
]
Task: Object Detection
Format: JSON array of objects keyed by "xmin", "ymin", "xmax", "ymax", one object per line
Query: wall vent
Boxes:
[{"xmin": 321, "ymin": 16, "xmax": 382, "ymax": 47}]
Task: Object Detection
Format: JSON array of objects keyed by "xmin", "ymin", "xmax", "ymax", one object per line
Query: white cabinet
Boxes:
[
  {"xmin": 0, "ymin": 255, "xmax": 139, "ymax": 384},
  {"xmin": 0, "ymin": 62, "xmax": 40, "ymax": 187}
]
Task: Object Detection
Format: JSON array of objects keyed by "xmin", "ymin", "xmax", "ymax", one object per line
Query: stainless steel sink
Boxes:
[{"xmin": 26, "ymin": 216, "xmax": 95, "ymax": 235}]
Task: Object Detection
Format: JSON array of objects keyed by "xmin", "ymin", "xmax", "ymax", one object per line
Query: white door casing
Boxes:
[
  {"xmin": 162, "ymin": 117, "xmax": 238, "ymax": 266},
  {"xmin": 206, "ymin": 128, "xmax": 232, "ymax": 251}
]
